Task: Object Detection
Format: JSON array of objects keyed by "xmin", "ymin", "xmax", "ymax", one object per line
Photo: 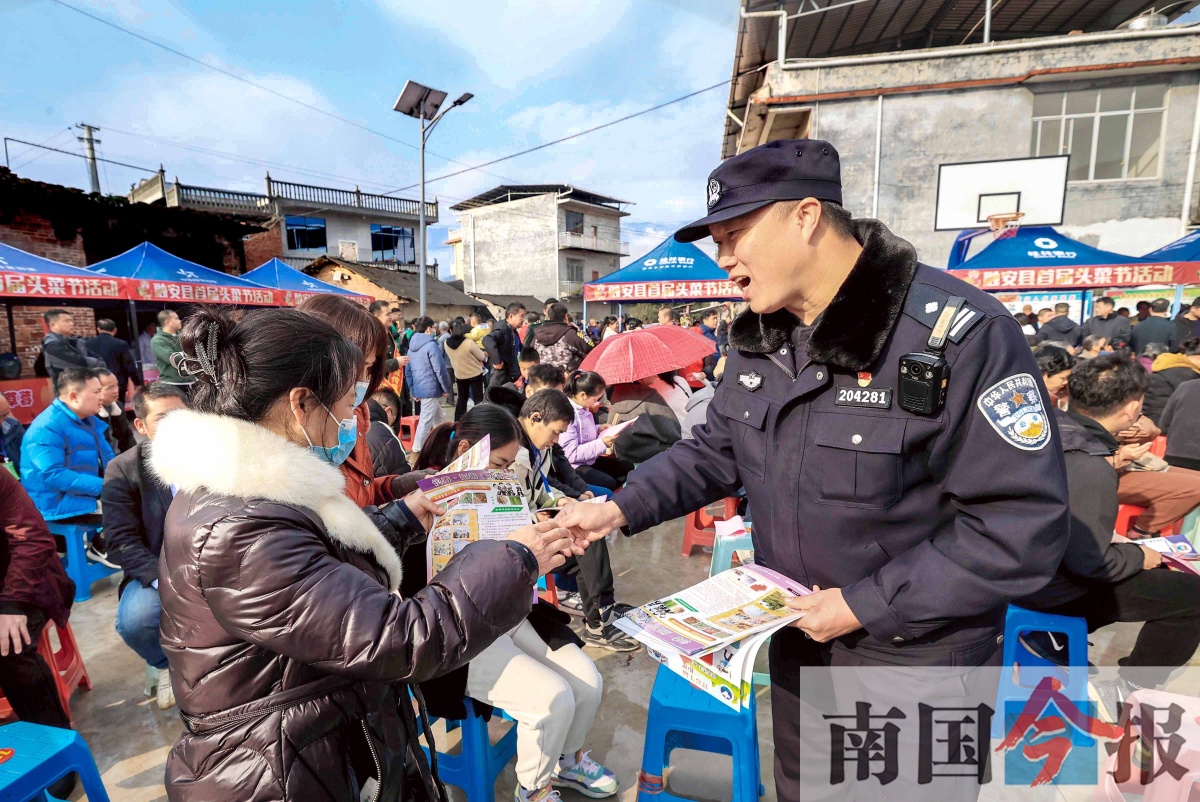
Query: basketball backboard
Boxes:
[{"xmin": 934, "ymin": 155, "xmax": 1069, "ymax": 231}]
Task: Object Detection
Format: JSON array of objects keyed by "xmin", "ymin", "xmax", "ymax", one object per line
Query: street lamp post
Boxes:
[{"xmin": 394, "ymin": 81, "xmax": 473, "ymax": 316}]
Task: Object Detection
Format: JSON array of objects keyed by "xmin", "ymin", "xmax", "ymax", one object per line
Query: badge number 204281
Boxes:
[{"xmin": 834, "ymin": 386, "xmax": 892, "ymax": 409}]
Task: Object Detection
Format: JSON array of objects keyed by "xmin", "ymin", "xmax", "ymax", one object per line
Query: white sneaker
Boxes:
[
  {"xmin": 157, "ymin": 668, "xmax": 175, "ymax": 709},
  {"xmin": 552, "ymin": 751, "xmax": 619, "ymax": 798},
  {"xmin": 513, "ymin": 785, "xmax": 561, "ymax": 801},
  {"xmin": 144, "ymin": 665, "xmax": 159, "ymax": 698}
]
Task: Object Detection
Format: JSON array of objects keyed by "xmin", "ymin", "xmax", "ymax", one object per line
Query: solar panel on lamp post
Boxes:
[{"xmin": 394, "ymin": 81, "xmax": 474, "ymax": 315}]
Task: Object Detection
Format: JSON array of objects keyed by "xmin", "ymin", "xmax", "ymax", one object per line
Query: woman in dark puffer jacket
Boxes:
[{"xmin": 151, "ymin": 307, "xmax": 580, "ymax": 802}]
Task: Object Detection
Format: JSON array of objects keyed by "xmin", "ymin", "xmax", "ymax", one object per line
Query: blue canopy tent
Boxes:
[
  {"xmin": 0, "ymin": 241, "xmax": 128, "ymax": 301},
  {"xmin": 946, "ymin": 225, "xmax": 1192, "ymax": 320},
  {"xmin": 582, "ymin": 238, "xmax": 738, "ymax": 321},
  {"xmin": 243, "ymin": 258, "xmax": 371, "ymax": 305},
  {"xmin": 1144, "ymin": 230, "xmax": 1200, "ymax": 263},
  {"xmin": 87, "ymin": 243, "xmax": 284, "ymax": 306}
]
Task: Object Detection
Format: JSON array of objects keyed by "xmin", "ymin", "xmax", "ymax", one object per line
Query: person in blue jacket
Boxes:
[
  {"xmin": 561, "ymin": 140, "xmax": 1070, "ymax": 801},
  {"xmin": 406, "ymin": 315, "xmax": 451, "ymax": 452},
  {"xmin": 20, "ymin": 368, "xmax": 115, "ymax": 564}
]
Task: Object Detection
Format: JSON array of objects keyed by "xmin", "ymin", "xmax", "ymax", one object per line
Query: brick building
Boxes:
[{"xmin": 0, "ymin": 167, "xmax": 262, "ymax": 374}]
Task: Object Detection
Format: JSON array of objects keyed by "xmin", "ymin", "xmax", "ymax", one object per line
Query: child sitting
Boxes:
[{"xmin": 560, "ymin": 370, "xmax": 633, "ymax": 491}]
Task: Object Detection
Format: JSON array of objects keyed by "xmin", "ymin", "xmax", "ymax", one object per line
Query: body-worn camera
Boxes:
[{"xmin": 898, "ymin": 296, "xmax": 965, "ymax": 416}]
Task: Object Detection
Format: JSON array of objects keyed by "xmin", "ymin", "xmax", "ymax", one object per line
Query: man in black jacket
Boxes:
[
  {"xmin": 102, "ymin": 383, "xmax": 187, "ymax": 709},
  {"xmin": 40, "ymin": 309, "xmax": 103, "ymax": 385},
  {"xmin": 1142, "ymin": 337, "xmax": 1200, "ymax": 424},
  {"xmin": 1017, "ymin": 354, "xmax": 1200, "ymax": 713},
  {"xmin": 1130, "ymin": 298, "xmax": 1177, "ymax": 355},
  {"xmin": 1175, "ymin": 297, "xmax": 1200, "ymax": 345},
  {"xmin": 365, "ymin": 390, "xmax": 410, "ymax": 478},
  {"xmin": 1081, "ymin": 296, "xmax": 1132, "ymax": 349},
  {"xmin": 85, "ymin": 319, "xmax": 142, "ymax": 405},
  {"xmin": 1034, "ymin": 302, "xmax": 1083, "ymax": 347},
  {"xmin": 484, "ymin": 302, "xmax": 527, "ymax": 389}
]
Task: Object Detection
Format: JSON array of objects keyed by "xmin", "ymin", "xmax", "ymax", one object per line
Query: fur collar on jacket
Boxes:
[
  {"xmin": 727, "ymin": 218, "xmax": 918, "ymax": 372},
  {"xmin": 149, "ymin": 409, "xmax": 402, "ymax": 591}
]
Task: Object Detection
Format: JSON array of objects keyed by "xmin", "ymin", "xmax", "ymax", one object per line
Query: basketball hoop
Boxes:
[{"xmin": 988, "ymin": 212, "xmax": 1025, "ymax": 240}]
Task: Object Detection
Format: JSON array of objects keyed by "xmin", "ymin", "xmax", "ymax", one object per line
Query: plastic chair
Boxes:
[
  {"xmin": 419, "ymin": 698, "xmax": 517, "ymax": 802},
  {"xmin": 636, "ymin": 664, "xmax": 763, "ymax": 801},
  {"xmin": 0, "ymin": 721, "xmax": 109, "ymax": 801},
  {"xmin": 536, "ymin": 573, "xmax": 559, "ymax": 607},
  {"xmin": 399, "ymin": 415, "xmax": 420, "ymax": 451},
  {"xmin": 49, "ymin": 521, "xmax": 119, "ymax": 603},
  {"xmin": 681, "ymin": 498, "xmax": 740, "ymax": 558},
  {"xmin": 1115, "ymin": 504, "xmax": 1181, "ymax": 537},
  {"xmin": 1150, "ymin": 435, "xmax": 1168, "ymax": 459},
  {"xmin": 993, "ymin": 605, "xmax": 1089, "ymax": 740}
]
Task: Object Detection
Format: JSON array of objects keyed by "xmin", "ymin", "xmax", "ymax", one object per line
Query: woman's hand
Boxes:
[
  {"xmin": 506, "ymin": 520, "xmax": 579, "ymax": 575},
  {"xmin": 402, "ymin": 489, "xmax": 445, "ymax": 531}
]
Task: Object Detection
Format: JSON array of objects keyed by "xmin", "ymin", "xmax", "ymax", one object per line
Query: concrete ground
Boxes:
[{"xmin": 59, "ymin": 512, "xmax": 775, "ymax": 802}]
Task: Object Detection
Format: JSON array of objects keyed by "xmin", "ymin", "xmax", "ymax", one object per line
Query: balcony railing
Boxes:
[
  {"xmin": 269, "ymin": 180, "xmax": 437, "ymax": 221},
  {"xmin": 559, "ymin": 280, "xmax": 584, "ymax": 297},
  {"xmin": 558, "ymin": 231, "xmax": 629, "ymax": 256},
  {"xmin": 175, "ymin": 185, "xmax": 274, "ymax": 216}
]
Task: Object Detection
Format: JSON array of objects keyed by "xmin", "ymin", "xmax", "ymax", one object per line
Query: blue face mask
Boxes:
[
  {"xmin": 301, "ymin": 403, "xmax": 358, "ymax": 466},
  {"xmin": 353, "ymin": 381, "xmax": 369, "ymax": 408}
]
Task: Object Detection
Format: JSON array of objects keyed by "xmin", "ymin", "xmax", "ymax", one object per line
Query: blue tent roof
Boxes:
[
  {"xmin": 87, "ymin": 242, "xmax": 273, "ymax": 290},
  {"xmin": 955, "ymin": 226, "xmax": 1149, "ymax": 270},
  {"xmin": 243, "ymin": 258, "xmax": 366, "ymax": 298},
  {"xmin": 1144, "ymin": 230, "xmax": 1200, "ymax": 263},
  {"xmin": 0, "ymin": 241, "xmax": 109, "ymax": 278},
  {"xmin": 589, "ymin": 238, "xmax": 726, "ymax": 285}
]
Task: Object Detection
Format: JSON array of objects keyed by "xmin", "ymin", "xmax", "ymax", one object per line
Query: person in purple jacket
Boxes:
[{"xmin": 560, "ymin": 371, "xmax": 633, "ymax": 492}]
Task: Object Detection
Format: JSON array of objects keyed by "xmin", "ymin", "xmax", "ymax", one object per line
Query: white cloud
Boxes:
[{"xmin": 375, "ymin": 0, "xmax": 634, "ymax": 90}]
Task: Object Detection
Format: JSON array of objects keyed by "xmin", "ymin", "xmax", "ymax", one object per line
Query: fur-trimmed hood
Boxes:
[
  {"xmin": 728, "ymin": 218, "xmax": 918, "ymax": 372},
  {"xmin": 149, "ymin": 409, "xmax": 402, "ymax": 591}
]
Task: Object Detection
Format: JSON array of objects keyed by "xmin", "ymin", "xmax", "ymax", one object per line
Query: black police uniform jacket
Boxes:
[{"xmin": 613, "ymin": 220, "xmax": 1070, "ymax": 664}]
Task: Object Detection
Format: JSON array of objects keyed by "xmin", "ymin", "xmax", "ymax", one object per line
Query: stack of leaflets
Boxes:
[
  {"xmin": 1142, "ymin": 533, "xmax": 1200, "ymax": 575},
  {"xmin": 614, "ymin": 564, "xmax": 810, "ymax": 710},
  {"xmin": 418, "ymin": 436, "xmax": 533, "ymax": 576}
]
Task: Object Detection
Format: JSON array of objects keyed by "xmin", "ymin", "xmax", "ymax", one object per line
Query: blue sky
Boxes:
[{"xmin": 0, "ymin": 0, "xmax": 738, "ymax": 277}]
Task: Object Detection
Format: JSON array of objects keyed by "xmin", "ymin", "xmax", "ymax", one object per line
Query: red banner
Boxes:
[
  {"xmin": 0, "ymin": 378, "xmax": 55, "ymax": 425},
  {"xmin": 584, "ymin": 279, "xmax": 742, "ymax": 302},
  {"xmin": 1, "ymin": 271, "xmax": 124, "ymax": 300},
  {"xmin": 128, "ymin": 279, "xmax": 283, "ymax": 306},
  {"xmin": 281, "ymin": 290, "xmax": 371, "ymax": 308},
  {"xmin": 949, "ymin": 262, "xmax": 1200, "ymax": 291}
]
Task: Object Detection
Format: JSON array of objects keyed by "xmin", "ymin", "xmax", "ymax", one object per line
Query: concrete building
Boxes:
[
  {"xmin": 129, "ymin": 169, "xmax": 437, "ymax": 276},
  {"xmin": 448, "ymin": 185, "xmax": 631, "ymax": 300},
  {"xmin": 723, "ymin": 0, "xmax": 1200, "ymax": 264}
]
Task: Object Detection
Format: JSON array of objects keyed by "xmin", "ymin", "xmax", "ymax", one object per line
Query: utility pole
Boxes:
[{"xmin": 76, "ymin": 122, "xmax": 101, "ymax": 194}]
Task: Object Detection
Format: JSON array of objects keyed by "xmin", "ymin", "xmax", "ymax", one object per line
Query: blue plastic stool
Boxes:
[
  {"xmin": 0, "ymin": 721, "xmax": 109, "ymax": 801},
  {"xmin": 993, "ymin": 605, "xmax": 1089, "ymax": 739},
  {"xmin": 708, "ymin": 533, "xmax": 753, "ymax": 578},
  {"xmin": 637, "ymin": 664, "xmax": 763, "ymax": 801},
  {"xmin": 48, "ymin": 522, "xmax": 118, "ymax": 603},
  {"xmin": 420, "ymin": 698, "xmax": 516, "ymax": 802}
]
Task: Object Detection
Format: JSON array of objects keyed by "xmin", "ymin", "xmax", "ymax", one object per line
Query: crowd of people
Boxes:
[{"xmin": 0, "ymin": 294, "xmax": 733, "ymax": 802}]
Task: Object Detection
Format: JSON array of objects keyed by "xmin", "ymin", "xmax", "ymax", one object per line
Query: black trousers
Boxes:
[
  {"xmin": 453, "ymin": 377, "xmax": 484, "ymax": 421},
  {"xmin": 1036, "ymin": 567, "xmax": 1200, "ymax": 687},
  {"xmin": 0, "ymin": 608, "xmax": 70, "ymax": 729},
  {"xmin": 575, "ymin": 456, "xmax": 634, "ymax": 492},
  {"xmin": 557, "ymin": 536, "xmax": 615, "ymax": 627}
]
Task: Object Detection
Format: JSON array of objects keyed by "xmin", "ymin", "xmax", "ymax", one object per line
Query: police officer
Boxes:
[{"xmin": 559, "ymin": 139, "xmax": 1070, "ymax": 799}]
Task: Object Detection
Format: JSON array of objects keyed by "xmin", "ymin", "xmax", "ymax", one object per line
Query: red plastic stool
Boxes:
[
  {"xmin": 0, "ymin": 622, "xmax": 91, "ymax": 726},
  {"xmin": 398, "ymin": 415, "xmax": 420, "ymax": 451},
  {"xmin": 1150, "ymin": 435, "xmax": 1168, "ymax": 459},
  {"xmin": 538, "ymin": 573, "xmax": 559, "ymax": 607},
  {"xmin": 682, "ymin": 497, "xmax": 740, "ymax": 557},
  {"xmin": 1116, "ymin": 504, "xmax": 1182, "ymax": 537}
]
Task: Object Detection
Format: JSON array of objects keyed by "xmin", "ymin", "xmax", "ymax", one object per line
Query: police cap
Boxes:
[{"xmin": 674, "ymin": 138, "xmax": 843, "ymax": 243}]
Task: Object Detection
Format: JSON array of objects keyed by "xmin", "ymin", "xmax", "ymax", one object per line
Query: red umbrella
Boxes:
[{"xmin": 580, "ymin": 326, "xmax": 716, "ymax": 385}]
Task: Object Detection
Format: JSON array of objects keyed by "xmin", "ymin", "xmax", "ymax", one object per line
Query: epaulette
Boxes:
[{"xmin": 902, "ymin": 281, "xmax": 986, "ymax": 344}]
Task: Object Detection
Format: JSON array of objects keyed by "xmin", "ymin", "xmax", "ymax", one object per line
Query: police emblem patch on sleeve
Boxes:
[{"xmin": 976, "ymin": 373, "xmax": 1050, "ymax": 451}]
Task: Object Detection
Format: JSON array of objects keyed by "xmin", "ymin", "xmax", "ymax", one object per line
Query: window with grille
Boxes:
[
  {"xmin": 285, "ymin": 216, "xmax": 327, "ymax": 252},
  {"xmin": 1030, "ymin": 85, "xmax": 1166, "ymax": 182},
  {"xmin": 565, "ymin": 258, "xmax": 584, "ymax": 283},
  {"xmin": 370, "ymin": 224, "xmax": 416, "ymax": 263}
]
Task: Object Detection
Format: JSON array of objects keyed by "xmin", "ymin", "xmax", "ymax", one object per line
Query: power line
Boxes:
[
  {"xmin": 385, "ymin": 78, "xmax": 731, "ymax": 195},
  {"xmin": 45, "ymin": 0, "xmax": 518, "ymax": 184},
  {"xmin": 9, "ymin": 128, "xmax": 75, "ymax": 171},
  {"xmin": 2, "ymin": 137, "xmax": 158, "ymax": 174}
]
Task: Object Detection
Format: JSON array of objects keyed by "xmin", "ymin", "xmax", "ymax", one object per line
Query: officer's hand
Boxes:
[
  {"xmin": 557, "ymin": 499, "xmax": 624, "ymax": 542},
  {"xmin": 1141, "ymin": 545, "xmax": 1164, "ymax": 570},
  {"xmin": 786, "ymin": 586, "xmax": 862, "ymax": 643}
]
